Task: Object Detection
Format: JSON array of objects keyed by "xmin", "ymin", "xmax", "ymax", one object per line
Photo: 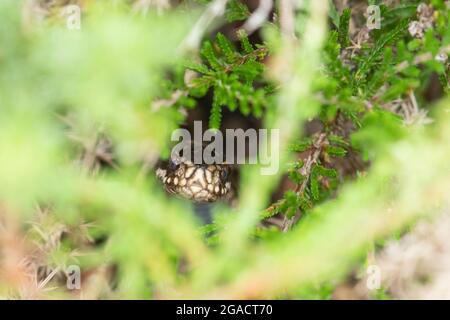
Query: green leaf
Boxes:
[
  {"xmin": 189, "ymin": 76, "xmax": 213, "ymax": 97},
  {"xmin": 328, "ymin": 134, "xmax": 349, "ymax": 147},
  {"xmin": 209, "ymin": 90, "xmax": 223, "ymax": 129},
  {"xmin": 184, "ymin": 61, "xmax": 210, "ymax": 74},
  {"xmin": 238, "ymin": 93, "xmax": 250, "ymax": 115},
  {"xmin": 233, "ymin": 60, "xmax": 264, "ymax": 82},
  {"xmin": 315, "ymin": 165, "xmax": 338, "ymax": 178},
  {"xmin": 325, "ymin": 145, "xmax": 347, "ymax": 157},
  {"xmin": 237, "ymin": 29, "xmax": 253, "ymax": 54},
  {"xmin": 201, "ymin": 41, "xmax": 222, "ymax": 71},
  {"xmin": 284, "ymin": 191, "xmax": 299, "ymax": 218},
  {"xmin": 298, "ymin": 195, "xmax": 313, "ymax": 211},
  {"xmin": 216, "ymin": 32, "xmax": 236, "ymax": 63},
  {"xmin": 338, "ymin": 8, "xmax": 351, "ymax": 48},
  {"xmin": 355, "ymin": 19, "xmax": 410, "ymax": 85},
  {"xmin": 310, "ymin": 169, "xmax": 320, "ymax": 201},
  {"xmin": 328, "ymin": 0, "xmax": 340, "ymax": 28},
  {"xmin": 289, "ymin": 139, "xmax": 312, "ymax": 152},
  {"xmin": 226, "ymin": 0, "xmax": 250, "ymax": 22}
]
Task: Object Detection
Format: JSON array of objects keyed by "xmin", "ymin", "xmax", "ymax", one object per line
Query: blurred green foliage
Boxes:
[{"xmin": 0, "ymin": 0, "xmax": 449, "ymax": 300}]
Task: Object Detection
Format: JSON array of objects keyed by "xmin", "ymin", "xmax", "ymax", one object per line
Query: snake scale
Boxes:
[{"xmin": 156, "ymin": 141, "xmax": 233, "ymax": 204}]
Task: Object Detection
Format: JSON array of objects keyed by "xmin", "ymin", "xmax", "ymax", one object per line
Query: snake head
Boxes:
[{"xmin": 156, "ymin": 156, "xmax": 232, "ymax": 203}]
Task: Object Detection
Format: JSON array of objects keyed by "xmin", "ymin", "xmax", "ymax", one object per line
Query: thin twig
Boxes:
[
  {"xmin": 281, "ymin": 133, "xmax": 327, "ymax": 232},
  {"xmin": 179, "ymin": 0, "xmax": 229, "ymax": 52},
  {"xmin": 396, "ymin": 44, "xmax": 450, "ymax": 72},
  {"xmin": 132, "ymin": 0, "xmax": 171, "ymax": 15},
  {"xmin": 279, "ymin": 0, "xmax": 296, "ymax": 40},
  {"xmin": 242, "ymin": 0, "xmax": 273, "ymax": 36}
]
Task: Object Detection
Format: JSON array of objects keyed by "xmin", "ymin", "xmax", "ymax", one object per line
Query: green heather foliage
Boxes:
[
  {"xmin": 186, "ymin": 31, "xmax": 269, "ymax": 128},
  {"xmin": 0, "ymin": 0, "xmax": 449, "ymax": 299}
]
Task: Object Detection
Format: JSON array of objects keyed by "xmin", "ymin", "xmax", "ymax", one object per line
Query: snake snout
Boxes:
[
  {"xmin": 157, "ymin": 161, "xmax": 231, "ymax": 203},
  {"xmin": 156, "ymin": 141, "xmax": 232, "ymax": 203}
]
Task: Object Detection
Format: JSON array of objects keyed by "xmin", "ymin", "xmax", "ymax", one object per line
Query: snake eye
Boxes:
[
  {"xmin": 220, "ymin": 169, "xmax": 228, "ymax": 181},
  {"xmin": 168, "ymin": 158, "xmax": 179, "ymax": 171}
]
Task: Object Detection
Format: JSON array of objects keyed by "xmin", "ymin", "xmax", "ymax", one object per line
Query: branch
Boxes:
[
  {"xmin": 395, "ymin": 44, "xmax": 450, "ymax": 72},
  {"xmin": 241, "ymin": 0, "xmax": 273, "ymax": 35},
  {"xmin": 179, "ymin": 0, "xmax": 229, "ymax": 52},
  {"xmin": 279, "ymin": 0, "xmax": 296, "ymax": 40},
  {"xmin": 281, "ymin": 133, "xmax": 327, "ymax": 231}
]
